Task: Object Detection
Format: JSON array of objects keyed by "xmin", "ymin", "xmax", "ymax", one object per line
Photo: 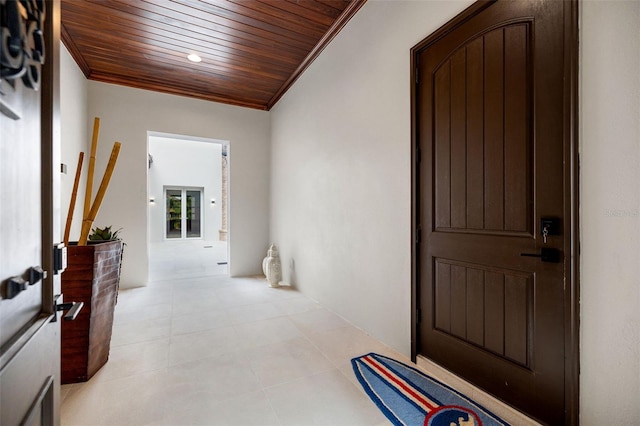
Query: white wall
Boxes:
[
  {"xmin": 86, "ymin": 82, "xmax": 270, "ymax": 288},
  {"xmin": 270, "ymin": 0, "xmax": 473, "ymax": 356},
  {"xmin": 580, "ymin": 1, "xmax": 640, "ymax": 423},
  {"xmin": 60, "ymin": 45, "xmax": 88, "ymax": 240},
  {"xmin": 271, "ymin": 0, "xmax": 640, "ymax": 422},
  {"xmin": 148, "ymin": 136, "xmax": 223, "ymax": 243}
]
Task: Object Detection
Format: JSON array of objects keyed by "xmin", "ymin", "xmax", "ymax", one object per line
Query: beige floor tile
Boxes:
[
  {"xmin": 226, "ymin": 301, "xmax": 284, "ymax": 325},
  {"xmin": 168, "ymin": 325, "xmax": 242, "ymax": 366},
  {"xmin": 111, "ymin": 316, "xmax": 172, "ymax": 347},
  {"xmin": 114, "ymin": 302, "xmax": 172, "ymax": 326},
  {"xmin": 168, "ymin": 351, "xmax": 262, "ymax": 403},
  {"xmin": 97, "ymin": 369, "xmax": 195, "ymax": 425},
  {"xmin": 117, "ymin": 286, "xmax": 175, "ymax": 309},
  {"xmin": 90, "ymin": 338, "xmax": 170, "ymax": 383},
  {"xmin": 170, "ymin": 309, "xmax": 231, "ymax": 335},
  {"xmin": 233, "ymin": 316, "xmax": 304, "ymax": 349},
  {"xmin": 60, "ymin": 383, "xmax": 107, "ymax": 425},
  {"xmin": 273, "ymin": 295, "xmax": 322, "ymax": 315},
  {"xmin": 174, "ymin": 285, "xmax": 221, "ymax": 304},
  {"xmin": 215, "ymin": 286, "xmax": 281, "ymax": 308},
  {"xmin": 149, "ymin": 240, "xmax": 227, "ymax": 281},
  {"xmin": 264, "ymin": 369, "xmax": 388, "ymax": 426},
  {"xmin": 143, "ymin": 390, "xmax": 280, "ymax": 426},
  {"xmin": 171, "ymin": 295, "xmax": 220, "ymax": 316},
  {"xmin": 289, "ymin": 307, "xmax": 351, "ymax": 334},
  {"xmin": 245, "ymin": 337, "xmax": 334, "ymax": 387},
  {"xmin": 303, "ymin": 324, "xmax": 400, "ymax": 371}
]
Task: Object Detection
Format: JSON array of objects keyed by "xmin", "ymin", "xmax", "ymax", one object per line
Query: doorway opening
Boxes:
[{"xmin": 147, "ymin": 132, "xmax": 230, "ymax": 281}]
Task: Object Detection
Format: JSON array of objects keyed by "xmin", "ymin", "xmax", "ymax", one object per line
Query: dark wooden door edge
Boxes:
[
  {"xmin": 563, "ymin": 1, "xmax": 580, "ymax": 425},
  {"xmin": 409, "ymin": 1, "xmax": 580, "ymax": 424}
]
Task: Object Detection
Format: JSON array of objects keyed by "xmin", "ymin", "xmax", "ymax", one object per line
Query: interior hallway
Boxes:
[{"xmin": 61, "ymin": 246, "xmax": 541, "ymax": 425}]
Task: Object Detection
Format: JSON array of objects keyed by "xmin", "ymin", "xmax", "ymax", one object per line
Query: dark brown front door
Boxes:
[
  {"xmin": 1, "ymin": 1, "xmax": 61, "ymax": 425},
  {"xmin": 413, "ymin": 1, "xmax": 577, "ymax": 424}
]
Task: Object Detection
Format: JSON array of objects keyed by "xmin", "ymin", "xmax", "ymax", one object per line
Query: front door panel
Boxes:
[
  {"xmin": 1, "ymin": 1, "xmax": 60, "ymax": 424},
  {"xmin": 415, "ymin": 1, "xmax": 571, "ymax": 424}
]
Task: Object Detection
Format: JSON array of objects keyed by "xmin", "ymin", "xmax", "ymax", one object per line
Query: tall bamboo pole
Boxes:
[
  {"xmin": 63, "ymin": 152, "xmax": 85, "ymax": 245},
  {"xmin": 78, "ymin": 142, "xmax": 122, "ymax": 245},
  {"xmin": 83, "ymin": 117, "xmax": 100, "ymax": 222}
]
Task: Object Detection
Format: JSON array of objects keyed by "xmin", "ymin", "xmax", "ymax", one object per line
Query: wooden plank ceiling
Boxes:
[{"xmin": 60, "ymin": 0, "xmax": 366, "ymax": 110}]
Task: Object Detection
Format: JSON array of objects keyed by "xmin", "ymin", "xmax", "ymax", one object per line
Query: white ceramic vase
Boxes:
[{"xmin": 262, "ymin": 244, "xmax": 282, "ymax": 288}]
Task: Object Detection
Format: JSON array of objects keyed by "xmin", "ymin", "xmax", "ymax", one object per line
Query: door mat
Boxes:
[{"xmin": 352, "ymin": 353, "xmax": 509, "ymax": 426}]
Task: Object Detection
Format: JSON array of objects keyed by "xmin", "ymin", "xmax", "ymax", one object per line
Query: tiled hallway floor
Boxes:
[
  {"xmin": 62, "ymin": 257, "xmax": 540, "ymax": 425},
  {"xmin": 148, "ymin": 240, "xmax": 228, "ymax": 282},
  {"xmin": 61, "ymin": 275, "xmax": 395, "ymax": 425}
]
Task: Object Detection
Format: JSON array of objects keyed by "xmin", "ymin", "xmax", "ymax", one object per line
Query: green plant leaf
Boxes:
[{"xmin": 88, "ymin": 226, "xmax": 123, "ymax": 241}]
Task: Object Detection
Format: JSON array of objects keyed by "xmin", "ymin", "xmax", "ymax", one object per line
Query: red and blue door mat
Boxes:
[{"xmin": 352, "ymin": 353, "xmax": 509, "ymax": 426}]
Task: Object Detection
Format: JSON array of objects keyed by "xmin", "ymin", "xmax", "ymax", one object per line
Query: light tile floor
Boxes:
[
  {"xmin": 60, "ymin": 276, "xmax": 392, "ymax": 426},
  {"xmin": 61, "ymin": 243, "xmax": 541, "ymax": 425},
  {"xmin": 148, "ymin": 240, "xmax": 228, "ymax": 282}
]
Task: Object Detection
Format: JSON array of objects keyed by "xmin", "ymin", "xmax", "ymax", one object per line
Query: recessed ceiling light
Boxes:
[{"xmin": 187, "ymin": 53, "xmax": 202, "ymax": 63}]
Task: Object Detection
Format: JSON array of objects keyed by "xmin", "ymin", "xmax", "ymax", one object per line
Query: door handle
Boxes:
[
  {"xmin": 3, "ymin": 265, "xmax": 47, "ymax": 299},
  {"xmin": 58, "ymin": 301, "xmax": 84, "ymax": 321},
  {"xmin": 520, "ymin": 248, "xmax": 561, "ymax": 263},
  {"xmin": 29, "ymin": 266, "xmax": 46, "ymax": 285},
  {"xmin": 52, "ymin": 294, "xmax": 84, "ymax": 322},
  {"xmin": 4, "ymin": 277, "xmax": 28, "ymax": 299}
]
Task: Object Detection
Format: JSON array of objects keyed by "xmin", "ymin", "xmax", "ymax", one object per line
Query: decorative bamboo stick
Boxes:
[
  {"xmin": 63, "ymin": 152, "xmax": 85, "ymax": 245},
  {"xmin": 78, "ymin": 142, "xmax": 122, "ymax": 245},
  {"xmin": 82, "ymin": 117, "xmax": 100, "ymax": 222}
]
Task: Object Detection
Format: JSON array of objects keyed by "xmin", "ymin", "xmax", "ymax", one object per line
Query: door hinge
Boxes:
[
  {"xmin": 416, "ymin": 227, "xmax": 422, "ymax": 244},
  {"xmin": 416, "ymin": 308, "xmax": 422, "ymax": 323},
  {"xmin": 415, "ymin": 68, "xmax": 419, "ymax": 84},
  {"xmin": 415, "ymin": 148, "xmax": 421, "ymax": 163}
]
